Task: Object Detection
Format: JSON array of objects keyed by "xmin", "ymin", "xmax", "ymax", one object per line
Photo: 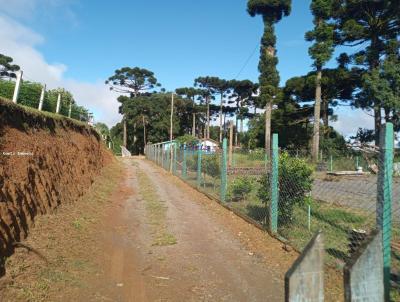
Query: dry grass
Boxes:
[
  {"xmin": 0, "ymin": 160, "xmax": 123, "ymax": 302},
  {"xmin": 137, "ymin": 169, "xmax": 177, "ymax": 247}
]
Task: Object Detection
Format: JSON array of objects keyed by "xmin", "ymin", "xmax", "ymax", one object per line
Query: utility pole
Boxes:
[
  {"xmin": 38, "ymin": 84, "xmax": 46, "ymax": 111},
  {"xmin": 170, "ymin": 92, "xmax": 174, "ymax": 172},
  {"xmin": 56, "ymin": 93, "xmax": 61, "ymax": 114},
  {"xmin": 12, "ymin": 70, "xmax": 23, "ymax": 104},
  {"xmin": 192, "ymin": 113, "xmax": 196, "ymax": 137}
]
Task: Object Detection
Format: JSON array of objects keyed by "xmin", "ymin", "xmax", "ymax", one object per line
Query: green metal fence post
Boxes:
[
  {"xmin": 330, "ymin": 155, "xmax": 333, "ymax": 172},
  {"xmin": 270, "ymin": 133, "xmax": 279, "ymax": 234},
  {"xmin": 356, "ymin": 156, "xmax": 359, "ymax": 170},
  {"xmin": 221, "ymin": 138, "xmax": 228, "ymax": 202},
  {"xmin": 182, "ymin": 143, "xmax": 187, "ymax": 179},
  {"xmin": 197, "ymin": 144, "xmax": 202, "ymax": 188},
  {"xmin": 173, "ymin": 142, "xmax": 177, "ymax": 175},
  {"xmin": 377, "ymin": 122, "xmax": 393, "ymax": 301}
]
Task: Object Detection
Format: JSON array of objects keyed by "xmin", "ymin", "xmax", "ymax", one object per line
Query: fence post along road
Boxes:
[{"xmin": 145, "ymin": 121, "xmax": 399, "ymax": 299}]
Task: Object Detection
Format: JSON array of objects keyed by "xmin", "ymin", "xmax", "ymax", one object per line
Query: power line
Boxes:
[{"xmin": 234, "ymin": 43, "xmax": 259, "ymax": 79}]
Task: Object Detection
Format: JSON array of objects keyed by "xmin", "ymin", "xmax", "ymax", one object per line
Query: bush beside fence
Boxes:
[{"xmin": 146, "ymin": 125, "xmax": 400, "ymax": 300}]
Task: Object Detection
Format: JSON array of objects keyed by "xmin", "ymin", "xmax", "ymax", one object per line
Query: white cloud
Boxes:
[
  {"xmin": 330, "ymin": 107, "xmax": 374, "ymax": 138},
  {"xmin": 0, "ymin": 14, "xmax": 121, "ymax": 127}
]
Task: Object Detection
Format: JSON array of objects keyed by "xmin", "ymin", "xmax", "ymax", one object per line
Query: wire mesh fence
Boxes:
[{"xmin": 145, "ymin": 125, "xmax": 400, "ymax": 299}]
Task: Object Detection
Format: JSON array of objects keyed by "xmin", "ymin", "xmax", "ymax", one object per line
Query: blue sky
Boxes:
[
  {"xmin": 0, "ymin": 0, "xmax": 373, "ymax": 133},
  {"xmin": 30, "ymin": 0, "xmax": 314, "ymax": 87}
]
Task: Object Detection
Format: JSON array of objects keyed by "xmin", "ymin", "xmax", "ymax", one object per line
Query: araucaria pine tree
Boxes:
[
  {"xmin": 305, "ymin": 0, "xmax": 334, "ymax": 162},
  {"xmin": 247, "ymin": 0, "xmax": 291, "ymax": 157},
  {"xmin": 332, "ymin": 0, "xmax": 400, "ymax": 145}
]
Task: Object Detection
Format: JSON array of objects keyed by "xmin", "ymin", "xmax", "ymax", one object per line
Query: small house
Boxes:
[{"xmin": 199, "ymin": 138, "xmax": 219, "ymax": 153}]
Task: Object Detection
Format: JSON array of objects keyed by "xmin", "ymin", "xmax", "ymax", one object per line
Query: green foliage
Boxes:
[
  {"xmin": 186, "ymin": 153, "xmax": 198, "ymax": 171},
  {"xmin": 306, "ymin": 0, "xmax": 334, "ymax": 69},
  {"xmin": 247, "ymin": 0, "xmax": 291, "ymax": 21},
  {"xmin": 228, "ymin": 176, "xmax": 253, "ymax": 201},
  {"xmin": 202, "ymin": 154, "xmax": 220, "ymax": 178},
  {"xmin": 94, "ymin": 122, "xmax": 110, "ymax": 139},
  {"xmin": 246, "ymin": 104, "xmax": 312, "ymax": 149},
  {"xmin": 332, "ymin": 0, "xmax": 400, "ymax": 143},
  {"xmin": 175, "ymin": 135, "xmax": 198, "ymax": 146},
  {"xmin": 247, "ymin": 0, "xmax": 291, "ymax": 107},
  {"xmin": 356, "ymin": 52, "xmax": 400, "ymax": 131},
  {"xmin": 351, "ymin": 128, "xmax": 374, "ymax": 144},
  {"xmin": 258, "ymin": 152, "xmax": 313, "ymax": 225},
  {"xmin": 284, "ymin": 67, "xmax": 360, "ymax": 128},
  {"xmin": 0, "ymin": 53, "xmax": 20, "ymax": 79},
  {"xmin": 248, "ymin": 148, "xmax": 265, "ymax": 161},
  {"xmin": 110, "ymin": 122, "xmax": 123, "ymax": 155},
  {"xmin": 105, "ymin": 67, "xmax": 161, "ymax": 97},
  {"xmin": 114, "ymin": 93, "xmax": 198, "ymax": 153},
  {"xmin": 319, "ymin": 127, "xmax": 348, "ymax": 156},
  {"xmin": 0, "ymin": 80, "xmax": 88, "ymax": 122}
]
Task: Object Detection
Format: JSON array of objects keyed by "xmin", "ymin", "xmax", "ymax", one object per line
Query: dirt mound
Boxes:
[{"xmin": 0, "ymin": 99, "xmax": 112, "ymax": 274}]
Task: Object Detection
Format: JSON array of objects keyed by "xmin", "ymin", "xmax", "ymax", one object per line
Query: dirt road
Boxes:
[
  {"xmin": 1, "ymin": 157, "xmax": 298, "ymax": 301},
  {"xmin": 93, "ymin": 158, "xmax": 294, "ymax": 301}
]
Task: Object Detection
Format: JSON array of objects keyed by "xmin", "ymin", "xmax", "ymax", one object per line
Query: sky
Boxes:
[{"xmin": 0, "ymin": 0, "xmax": 373, "ymax": 135}]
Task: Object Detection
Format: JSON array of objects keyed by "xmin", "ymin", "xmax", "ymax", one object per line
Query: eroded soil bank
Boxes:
[
  {"xmin": 0, "ymin": 99, "xmax": 112, "ymax": 272},
  {"xmin": 1, "ymin": 157, "xmax": 303, "ymax": 301}
]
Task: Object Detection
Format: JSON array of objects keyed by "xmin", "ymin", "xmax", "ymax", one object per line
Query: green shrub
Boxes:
[
  {"xmin": 175, "ymin": 135, "xmax": 199, "ymax": 147},
  {"xmin": 258, "ymin": 152, "xmax": 313, "ymax": 225},
  {"xmin": 248, "ymin": 148, "xmax": 265, "ymax": 161},
  {"xmin": 202, "ymin": 153, "xmax": 220, "ymax": 178},
  {"xmin": 228, "ymin": 176, "xmax": 253, "ymax": 201},
  {"xmin": 186, "ymin": 153, "xmax": 198, "ymax": 171}
]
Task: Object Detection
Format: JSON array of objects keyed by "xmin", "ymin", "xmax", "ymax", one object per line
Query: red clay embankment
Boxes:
[{"xmin": 0, "ymin": 98, "xmax": 112, "ymax": 272}]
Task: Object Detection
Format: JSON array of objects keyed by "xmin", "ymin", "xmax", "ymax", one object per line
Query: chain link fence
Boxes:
[{"xmin": 146, "ymin": 124, "xmax": 400, "ymax": 300}]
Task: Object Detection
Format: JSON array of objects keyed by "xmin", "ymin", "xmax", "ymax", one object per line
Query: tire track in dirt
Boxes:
[{"xmin": 133, "ymin": 158, "xmax": 284, "ymax": 301}]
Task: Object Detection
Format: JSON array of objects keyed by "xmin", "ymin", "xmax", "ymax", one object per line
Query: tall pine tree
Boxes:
[
  {"xmin": 305, "ymin": 0, "xmax": 334, "ymax": 161},
  {"xmin": 247, "ymin": 0, "xmax": 291, "ymax": 156},
  {"xmin": 332, "ymin": 0, "xmax": 400, "ymax": 144}
]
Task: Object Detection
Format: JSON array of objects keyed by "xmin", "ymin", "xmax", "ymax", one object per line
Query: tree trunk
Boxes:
[
  {"xmin": 192, "ymin": 113, "xmax": 196, "ymax": 137},
  {"xmin": 235, "ymin": 115, "xmax": 239, "ymax": 147},
  {"xmin": 133, "ymin": 122, "xmax": 137, "ymax": 149},
  {"xmin": 123, "ymin": 117, "xmax": 127, "ymax": 148},
  {"xmin": 312, "ymin": 69, "xmax": 322, "ymax": 162},
  {"xmin": 219, "ymin": 93, "xmax": 223, "ymax": 143},
  {"xmin": 142, "ymin": 115, "xmax": 146, "ymax": 149},
  {"xmin": 223, "ymin": 111, "xmax": 226, "ymax": 136},
  {"xmin": 265, "ymin": 102, "xmax": 272, "ymax": 158},
  {"xmin": 229, "ymin": 121, "xmax": 233, "ymax": 167},
  {"xmin": 374, "ymin": 106, "xmax": 381, "ymax": 145},
  {"xmin": 322, "ymin": 99, "xmax": 329, "ymax": 128}
]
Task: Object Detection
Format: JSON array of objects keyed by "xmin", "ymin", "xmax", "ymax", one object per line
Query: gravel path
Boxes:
[{"xmin": 312, "ymin": 175, "xmax": 400, "ymax": 222}]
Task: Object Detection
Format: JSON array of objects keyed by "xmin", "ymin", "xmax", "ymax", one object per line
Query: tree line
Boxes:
[{"xmin": 107, "ymin": 1, "xmax": 399, "ymax": 157}]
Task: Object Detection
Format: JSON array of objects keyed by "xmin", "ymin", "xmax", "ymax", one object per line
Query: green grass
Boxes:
[
  {"xmin": 0, "ymin": 97, "xmax": 98, "ymax": 138},
  {"xmin": 137, "ymin": 168, "xmax": 177, "ymax": 247}
]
